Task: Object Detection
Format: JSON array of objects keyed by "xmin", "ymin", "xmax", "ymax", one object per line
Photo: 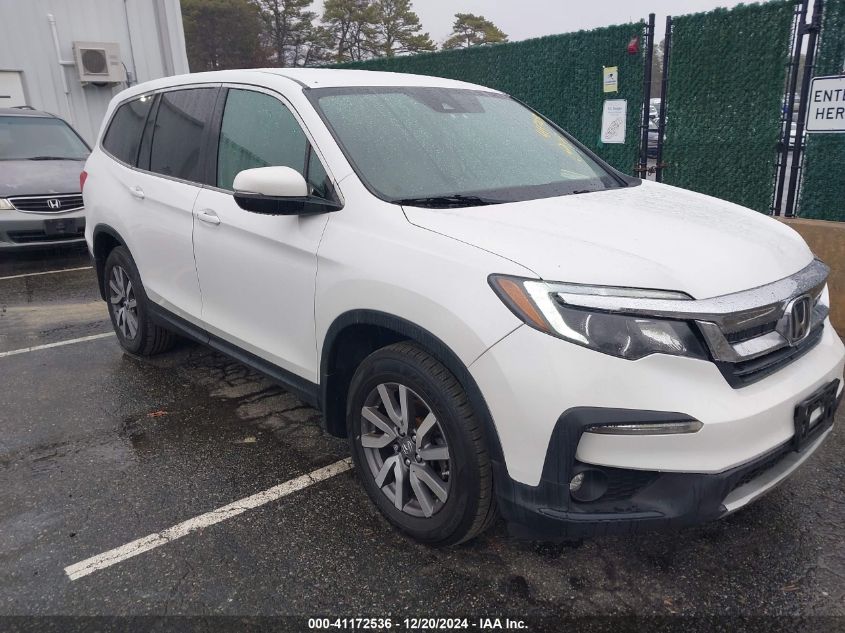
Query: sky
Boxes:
[{"xmin": 312, "ymin": 0, "xmax": 749, "ymax": 45}]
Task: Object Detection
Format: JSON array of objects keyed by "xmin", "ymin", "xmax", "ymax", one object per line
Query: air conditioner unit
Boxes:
[{"xmin": 72, "ymin": 41, "xmax": 126, "ymax": 84}]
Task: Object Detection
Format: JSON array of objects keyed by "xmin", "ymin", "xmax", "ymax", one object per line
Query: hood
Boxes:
[
  {"xmin": 403, "ymin": 180, "xmax": 813, "ymax": 299},
  {"xmin": 0, "ymin": 159, "xmax": 85, "ymax": 197}
]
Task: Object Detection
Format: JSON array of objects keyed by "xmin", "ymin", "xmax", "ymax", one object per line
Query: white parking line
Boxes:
[
  {"xmin": 0, "ymin": 332, "xmax": 115, "ymax": 358},
  {"xmin": 0, "ymin": 265, "xmax": 92, "ymax": 281},
  {"xmin": 64, "ymin": 458, "xmax": 353, "ymax": 581}
]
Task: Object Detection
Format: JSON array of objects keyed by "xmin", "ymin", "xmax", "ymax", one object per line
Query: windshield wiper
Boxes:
[
  {"xmin": 26, "ymin": 156, "xmax": 84, "ymax": 161},
  {"xmin": 392, "ymin": 194, "xmax": 505, "ymax": 208}
]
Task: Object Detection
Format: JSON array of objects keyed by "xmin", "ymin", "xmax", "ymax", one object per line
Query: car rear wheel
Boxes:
[
  {"xmin": 104, "ymin": 246, "xmax": 175, "ymax": 356},
  {"xmin": 347, "ymin": 342, "xmax": 496, "ymax": 545}
]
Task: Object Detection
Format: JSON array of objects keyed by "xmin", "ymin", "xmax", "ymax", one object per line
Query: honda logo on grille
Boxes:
[
  {"xmin": 47, "ymin": 199, "xmax": 62, "ymax": 210},
  {"xmin": 785, "ymin": 295, "xmax": 812, "ymax": 344}
]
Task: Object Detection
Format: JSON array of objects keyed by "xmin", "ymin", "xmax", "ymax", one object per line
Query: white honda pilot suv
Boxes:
[{"xmin": 83, "ymin": 69, "xmax": 844, "ymax": 544}]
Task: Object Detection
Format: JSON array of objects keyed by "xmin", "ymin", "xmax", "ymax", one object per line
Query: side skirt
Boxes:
[{"xmin": 146, "ymin": 303, "xmax": 321, "ymax": 409}]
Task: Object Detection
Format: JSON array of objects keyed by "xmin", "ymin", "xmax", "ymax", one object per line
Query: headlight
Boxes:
[
  {"xmin": 0, "ymin": 198, "xmax": 15, "ymax": 210},
  {"xmin": 489, "ymin": 275, "xmax": 709, "ymax": 361}
]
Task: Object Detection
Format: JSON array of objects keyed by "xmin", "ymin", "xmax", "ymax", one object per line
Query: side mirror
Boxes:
[{"xmin": 232, "ymin": 166, "xmax": 341, "ymax": 215}]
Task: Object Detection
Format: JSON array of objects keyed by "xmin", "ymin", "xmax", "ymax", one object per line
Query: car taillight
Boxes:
[{"xmin": 80, "ymin": 170, "xmax": 88, "ymax": 192}]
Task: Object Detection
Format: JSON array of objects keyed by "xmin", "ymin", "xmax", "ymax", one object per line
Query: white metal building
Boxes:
[{"xmin": 0, "ymin": 0, "xmax": 189, "ymax": 143}]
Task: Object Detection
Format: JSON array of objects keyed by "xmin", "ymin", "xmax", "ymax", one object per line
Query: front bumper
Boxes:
[
  {"xmin": 470, "ymin": 322, "xmax": 845, "ymax": 538},
  {"xmin": 0, "ymin": 208, "xmax": 86, "ymax": 249},
  {"xmin": 495, "ymin": 393, "xmax": 839, "ymax": 540}
]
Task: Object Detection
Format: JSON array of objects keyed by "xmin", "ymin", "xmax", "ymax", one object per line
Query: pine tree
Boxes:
[
  {"xmin": 182, "ymin": 0, "xmax": 267, "ymax": 71},
  {"xmin": 442, "ymin": 13, "xmax": 507, "ymax": 50},
  {"xmin": 296, "ymin": 24, "xmax": 335, "ymax": 67},
  {"xmin": 256, "ymin": 0, "xmax": 320, "ymax": 67},
  {"xmin": 374, "ymin": 0, "xmax": 435, "ymax": 57},
  {"xmin": 322, "ymin": 0, "xmax": 380, "ymax": 62}
]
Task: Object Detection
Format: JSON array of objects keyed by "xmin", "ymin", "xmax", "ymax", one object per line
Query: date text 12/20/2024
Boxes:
[{"xmin": 308, "ymin": 618, "xmax": 528, "ymax": 630}]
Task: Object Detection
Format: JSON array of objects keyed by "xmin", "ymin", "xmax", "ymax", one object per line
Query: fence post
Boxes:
[
  {"xmin": 773, "ymin": 0, "xmax": 810, "ymax": 215},
  {"xmin": 655, "ymin": 16, "xmax": 672, "ymax": 183},
  {"xmin": 638, "ymin": 13, "xmax": 655, "ymax": 177},
  {"xmin": 785, "ymin": 0, "xmax": 824, "ymax": 217}
]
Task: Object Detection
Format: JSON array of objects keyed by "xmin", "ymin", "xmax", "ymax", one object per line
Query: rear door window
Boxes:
[
  {"xmin": 149, "ymin": 88, "xmax": 217, "ymax": 183},
  {"xmin": 102, "ymin": 95, "xmax": 154, "ymax": 165},
  {"xmin": 216, "ymin": 89, "xmax": 308, "ymax": 191}
]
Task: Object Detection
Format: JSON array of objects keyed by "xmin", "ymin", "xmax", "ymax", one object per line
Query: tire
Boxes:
[
  {"xmin": 103, "ymin": 246, "xmax": 176, "ymax": 356},
  {"xmin": 347, "ymin": 342, "xmax": 496, "ymax": 545}
]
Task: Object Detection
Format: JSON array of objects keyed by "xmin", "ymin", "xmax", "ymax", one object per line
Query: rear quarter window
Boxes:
[{"xmin": 102, "ymin": 95, "xmax": 154, "ymax": 165}]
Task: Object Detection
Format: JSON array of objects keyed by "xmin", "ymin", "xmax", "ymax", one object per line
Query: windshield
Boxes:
[
  {"xmin": 0, "ymin": 116, "xmax": 89, "ymax": 161},
  {"xmin": 311, "ymin": 87, "xmax": 621, "ymax": 206}
]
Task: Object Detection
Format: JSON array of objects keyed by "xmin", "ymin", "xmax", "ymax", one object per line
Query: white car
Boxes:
[{"xmin": 83, "ymin": 69, "xmax": 844, "ymax": 544}]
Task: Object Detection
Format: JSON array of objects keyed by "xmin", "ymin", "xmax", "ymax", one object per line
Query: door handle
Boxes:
[
  {"xmin": 128, "ymin": 185, "xmax": 145, "ymax": 199},
  {"xmin": 197, "ymin": 209, "xmax": 221, "ymax": 225}
]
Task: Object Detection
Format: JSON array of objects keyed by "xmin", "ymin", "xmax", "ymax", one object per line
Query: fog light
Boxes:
[{"xmin": 569, "ymin": 469, "xmax": 608, "ymax": 503}]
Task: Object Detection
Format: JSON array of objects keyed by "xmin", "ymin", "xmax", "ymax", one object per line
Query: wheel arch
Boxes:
[
  {"xmin": 319, "ymin": 310, "xmax": 505, "ymax": 463},
  {"xmin": 92, "ymin": 223, "xmax": 126, "ymax": 301}
]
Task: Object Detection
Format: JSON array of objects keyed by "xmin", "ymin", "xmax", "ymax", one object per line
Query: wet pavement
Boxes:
[{"xmin": 0, "ymin": 247, "xmax": 844, "ymax": 630}]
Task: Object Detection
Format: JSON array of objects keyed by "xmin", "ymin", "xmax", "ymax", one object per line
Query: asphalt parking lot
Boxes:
[{"xmin": 1, "ymin": 247, "xmax": 844, "ymax": 630}]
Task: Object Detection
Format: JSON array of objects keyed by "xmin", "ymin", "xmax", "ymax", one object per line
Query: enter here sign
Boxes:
[{"xmin": 806, "ymin": 75, "xmax": 845, "ymax": 133}]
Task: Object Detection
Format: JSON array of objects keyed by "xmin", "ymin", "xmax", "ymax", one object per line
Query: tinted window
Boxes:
[
  {"xmin": 150, "ymin": 88, "xmax": 217, "ymax": 182},
  {"xmin": 102, "ymin": 96, "xmax": 153, "ymax": 165},
  {"xmin": 217, "ymin": 89, "xmax": 308, "ymax": 190},
  {"xmin": 0, "ymin": 116, "xmax": 89, "ymax": 161}
]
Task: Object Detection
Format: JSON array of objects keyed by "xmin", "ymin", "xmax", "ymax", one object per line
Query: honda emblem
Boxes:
[
  {"xmin": 47, "ymin": 199, "xmax": 62, "ymax": 210},
  {"xmin": 785, "ymin": 295, "xmax": 812, "ymax": 344}
]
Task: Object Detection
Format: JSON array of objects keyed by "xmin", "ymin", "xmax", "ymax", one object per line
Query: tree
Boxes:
[
  {"xmin": 182, "ymin": 0, "xmax": 267, "ymax": 71},
  {"xmin": 294, "ymin": 24, "xmax": 336, "ymax": 67},
  {"xmin": 322, "ymin": 0, "xmax": 380, "ymax": 62},
  {"xmin": 257, "ymin": 0, "xmax": 318, "ymax": 67},
  {"xmin": 373, "ymin": 0, "xmax": 435, "ymax": 57},
  {"xmin": 441, "ymin": 13, "xmax": 507, "ymax": 50}
]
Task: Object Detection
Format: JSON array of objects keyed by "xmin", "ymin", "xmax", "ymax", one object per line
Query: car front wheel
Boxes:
[{"xmin": 347, "ymin": 342, "xmax": 496, "ymax": 545}]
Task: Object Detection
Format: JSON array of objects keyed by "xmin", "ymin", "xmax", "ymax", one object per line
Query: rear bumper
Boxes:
[
  {"xmin": 0, "ymin": 209, "xmax": 86, "ymax": 249},
  {"xmin": 496, "ymin": 389, "xmax": 840, "ymax": 540}
]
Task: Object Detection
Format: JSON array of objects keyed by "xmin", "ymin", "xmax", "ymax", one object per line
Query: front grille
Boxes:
[
  {"xmin": 717, "ymin": 324, "xmax": 824, "ymax": 387},
  {"xmin": 8, "ymin": 226, "xmax": 85, "ymax": 244},
  {"xmin": 9, "ymin": 193, "xmax": 83, "ymax": 214},
  {"xmin": 724, "ymin": 320, "xmax": 778, "ymax": 344}
]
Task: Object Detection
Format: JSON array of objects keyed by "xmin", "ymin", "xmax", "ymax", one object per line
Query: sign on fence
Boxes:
[
  {"xmin": 806, "ymin": 75, "xmax": 845, "ymax": 133},
  {"xmin": 601, "ymin": 99, "xmax": 627, "ymax": 143},
  {"xmin": 603, "ymin": 66, "xmax": 619, "ymax": 93}
]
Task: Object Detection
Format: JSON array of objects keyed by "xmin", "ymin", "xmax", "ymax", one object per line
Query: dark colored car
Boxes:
[{"xmin": 0, "ymin": 107, "xmax": 89, "ymax": 249}]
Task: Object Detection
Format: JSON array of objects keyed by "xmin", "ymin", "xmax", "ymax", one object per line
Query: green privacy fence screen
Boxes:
[
  {"xmin": 338, "ymin": 24, "xmax": 645, "ymax": 174},
  {"xmin": 662, "ymin": 1, "xmax": 795, "ymax": 212},
  {"xmin": 799, "ymin": 0, "xmax": 845, "ymax": 220}
]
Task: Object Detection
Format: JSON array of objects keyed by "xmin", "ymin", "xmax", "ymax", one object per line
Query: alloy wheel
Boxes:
[
  {"xmin": 359, "ymin": 382, "xmax": 451, "ymax": 518},
  {"xmin": 108, "ymin": 265, "xmax": 139, "ymax": 340}
]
